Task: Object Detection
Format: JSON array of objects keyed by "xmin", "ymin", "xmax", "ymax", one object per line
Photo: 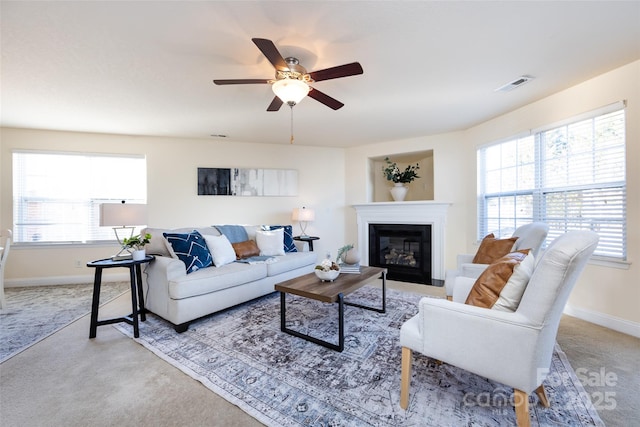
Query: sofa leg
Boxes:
[
  {"xmin": 174, "ymin": 322, "xmax": 189, "ymax": 333},
  {"xmin": 514, "ymin": 389, "xmax": 531, "ymax": 427},
  {"xmin": 400, "ymin": 347, "xmax": 412, "ymax": 410}
]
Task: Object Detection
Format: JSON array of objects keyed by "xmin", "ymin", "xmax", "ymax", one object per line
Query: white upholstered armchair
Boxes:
[
  {"xmin": 445, "ymin": 222, "xmax": 549, "ymax": 299},
  {"xmin": 400, "ymin": 230, "xmax": 599, "ymax": 427}
]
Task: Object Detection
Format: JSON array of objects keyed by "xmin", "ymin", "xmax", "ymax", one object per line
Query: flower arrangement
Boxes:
[
  {"xmin": 383, "ymin": 157, "xmax": 420, "ymax": 184},
  {"xmin": 122, "ymin": 233, "xmax": 152, "ymax": 251},
  {"xmin": 315, "ymin": 258, "xmax": 340, "ymax": 272}
]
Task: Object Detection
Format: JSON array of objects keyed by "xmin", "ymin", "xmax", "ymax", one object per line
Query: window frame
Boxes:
[
  {"xmin": 12, "ymin": 150, "xmax": 147, "ymax": 246},
  {"xmin": 477, "ymin": 102, "xmax": 627, "ymax": 265}
]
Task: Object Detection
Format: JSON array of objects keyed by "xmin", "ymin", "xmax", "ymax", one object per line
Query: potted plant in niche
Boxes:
[
  {"xmin": 383, "ymin": 157, "xmax": 420, "ymax": 201},
  {"xmin": 123, "ymin": 233, "xmax": 152, "ymax": 261}
]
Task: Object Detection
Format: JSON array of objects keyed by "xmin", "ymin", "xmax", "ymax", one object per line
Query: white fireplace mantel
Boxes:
[{"xmin": 352, "ymin": 201, "xmax": 451, "ymax": 280}]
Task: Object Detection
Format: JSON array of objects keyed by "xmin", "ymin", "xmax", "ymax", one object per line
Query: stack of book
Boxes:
[{"xmin": 339, "ymin": 262, "xmax": 361, "ymax": 274}]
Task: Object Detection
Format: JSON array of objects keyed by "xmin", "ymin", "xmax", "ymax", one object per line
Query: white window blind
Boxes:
[
  {"xmin": 12, "ymin": 151, "xmax": 147, "ymax": 244},
  {"xmin": 477, "ymin": 105, "xmax": 626, "ymax": 260}
]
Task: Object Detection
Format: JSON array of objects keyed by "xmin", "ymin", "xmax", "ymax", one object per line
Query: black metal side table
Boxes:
[
  {"xmin": 87, "ymin": 255, "xmax": 154, "ymax": 338},
  {"xmin": 293, "ymin": 235, "xmax": 319, "ymax": 251}
]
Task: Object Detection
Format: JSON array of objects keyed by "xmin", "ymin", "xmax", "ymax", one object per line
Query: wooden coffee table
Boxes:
[{"xmin": 275, "ymin": 265, "xmax": 387, "ymax": 352}]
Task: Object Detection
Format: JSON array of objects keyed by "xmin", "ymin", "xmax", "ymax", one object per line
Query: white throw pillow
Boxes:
[
  {"xmin": 492, "ymin": 252, "xmax": 535, "ymax": 312},
  {"xmin": 203, "ymin": 234, "xmax": 236, "ymax": 267},
  {"xmin": 256, "ymin": 228, "xmax": 285, "ymax": 256}
]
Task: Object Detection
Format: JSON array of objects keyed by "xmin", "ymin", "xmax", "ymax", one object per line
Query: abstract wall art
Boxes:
[{"xmin": 197, "ymin": 168, "xmax": 298, "ymax": 196}]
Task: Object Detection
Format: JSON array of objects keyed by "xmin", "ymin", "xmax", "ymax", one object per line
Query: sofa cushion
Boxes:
[
  {"xmin": 163, "ymin": 230, "xmax": 213, "ymax": 274},
  {"xmin": 256, "ymin": 228, "xmax": 286, "ymax": 256},
  {"xmin": 144, "ymin": 227, "xmax": 220, "ymax": 257},
  {"xmin": 266, "ymin": 251, "xmax": 317, "ymax": 276},
  {"xmin": 465, "ymin": 250, "xmax": 530, "ymax": 310},
  {"xmin": 262, "ymin": 225, "xmax": 297, "ymax": 253},
  {"xmin": 232, "ymin": 240, "xmax": 261, "ymax": 259},
  {"xmin": 203, "ymin": 234, "xmax": 236, "ymax": 267},
  {"xmin": 472, "ymin": 233, "xmax": 519, "ymax": 264},
  {"xmin": 168, "ymin": 262, "xmax": 268, "ymax": 300}
]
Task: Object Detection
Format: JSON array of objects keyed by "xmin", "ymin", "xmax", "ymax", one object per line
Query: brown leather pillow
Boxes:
[
  {"xmin": 465, "ymin": 250, "xmax": 530, "ymax": 309},
  {"xmin": 232, "ymin": 240, "xmax": 260, "ymax": 259},
  {"xmin": 472, "ymin": 233, "xmax": 519, "ymax": 264}
]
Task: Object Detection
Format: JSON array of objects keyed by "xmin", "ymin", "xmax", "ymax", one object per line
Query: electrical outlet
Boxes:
[{"xmin": 75, "ymin": 260, "xmax": 83, "ymax": 268}]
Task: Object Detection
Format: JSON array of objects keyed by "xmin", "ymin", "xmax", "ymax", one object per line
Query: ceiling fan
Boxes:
[{"xmin": 213, "ymin": 38, "xmax": 363, "ymax": 111}]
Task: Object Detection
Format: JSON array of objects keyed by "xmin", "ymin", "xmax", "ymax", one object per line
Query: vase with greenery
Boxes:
[
  {"xmin": 383, "ymin": 157, "xmax": 420, "ymax": 184},
  {"xmin": 123, "ymin": 233, "xmax": 152, "ymax": 260},
  {"xmin": 383, "ymin": 157, "xmax": 420, "ymax": 201}
]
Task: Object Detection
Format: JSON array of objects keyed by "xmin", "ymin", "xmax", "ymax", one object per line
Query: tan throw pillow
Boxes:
[
  {"xmin": 472, "ymin": 233, "xmax": 519, "ymax": 264},
  {"xmin": 465, "ymin": 250, "xmax": 530, "ymax": 309},
  {"xmin": 232, "ymin": 240, "xmax": 261, "ymax": 259}
]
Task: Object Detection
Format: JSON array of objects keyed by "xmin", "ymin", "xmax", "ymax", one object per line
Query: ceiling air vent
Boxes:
[{"xmin": 494, "ymin": 75, "xmax": 534, "ymax": 92}]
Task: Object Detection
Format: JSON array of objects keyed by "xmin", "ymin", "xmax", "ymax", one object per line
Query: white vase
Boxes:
[
  {"xmin": 390, "ymin": 183, "xmax": 408, "ymax": 201},
  {"xmin": 132, "ymin": 249, "xmax": 146, "ymax": 261},
  {"xmin": 344, "ymin": 247, "xmax": 361, "ymax": 265}
]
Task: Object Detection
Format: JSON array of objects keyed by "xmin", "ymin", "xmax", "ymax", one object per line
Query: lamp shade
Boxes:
[
  {"xmin": 292, "ymin": 207, "xmax": 315, "ymax": 222},
  {"xmin": 272, "ymin": 78, "xmax": 310, "ymax": 105},
  {"xmin": 100, "ymin": 202, "xmax": 147, "ymax": 227}
]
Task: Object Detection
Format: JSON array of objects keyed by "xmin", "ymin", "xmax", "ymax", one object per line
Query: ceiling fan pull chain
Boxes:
[{"xmin": 290, "ymin": 104, "xmax": 294, "ymax": 144}]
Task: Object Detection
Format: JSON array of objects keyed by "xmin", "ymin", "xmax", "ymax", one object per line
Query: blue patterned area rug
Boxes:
[
  {"xmin": 0, "ymin": 282, "xmax": 130, "ymax": 363},
  {"xmin": 114, "ymin": 287, "xmax": 603, "ymax": 426}
]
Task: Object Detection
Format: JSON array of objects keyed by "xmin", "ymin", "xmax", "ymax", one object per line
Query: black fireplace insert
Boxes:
[{"xmin": 369, "ymin": 223, "xmax": 432, "ymax": 284}]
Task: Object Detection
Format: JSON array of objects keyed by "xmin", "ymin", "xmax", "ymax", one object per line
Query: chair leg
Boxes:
[
  {"xmin": 535, "ymin": 384, "xmax": 550, "ymax": 407},
  {"xmin": 514, "ymin": 389, "xmax": 531, "ymax": 427},
  {"xmin": 400, "ymin": 347, "xmax": 412, "ymax": 409}
]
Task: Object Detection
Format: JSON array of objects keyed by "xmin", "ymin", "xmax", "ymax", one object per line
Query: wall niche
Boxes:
[{"xmin": 370, "ymin": 151, "xmax": 434, "ymax": 202}]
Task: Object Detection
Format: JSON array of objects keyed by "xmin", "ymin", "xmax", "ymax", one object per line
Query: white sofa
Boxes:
[{"xmin": 141, "ymin": 225, "xmax": 317, "ymax": 332}]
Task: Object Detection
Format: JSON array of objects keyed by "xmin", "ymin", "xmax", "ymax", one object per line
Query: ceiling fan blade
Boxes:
[
  {"xmin": 252, "ymin": 38, "xmax": 289, "ymax": 72},
  {"xmin": 267, "ymin": 96, "xmax": 283, "ymax": 112},
  {"xmin": 308, "ymin": 88, "xmax": 344, "ymax": 110},
  {"xmin": 308, "ymin": 62, "xmax": 363, "ymax": 82},
  {"xmin": 213, "ymin": 79, "xmax": 270, "ymax": 85}
]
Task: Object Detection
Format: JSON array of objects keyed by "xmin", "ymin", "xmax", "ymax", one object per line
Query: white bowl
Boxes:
[{"xmin": 315, "ymin": 268, "xmax": 340, "ymax": 282}]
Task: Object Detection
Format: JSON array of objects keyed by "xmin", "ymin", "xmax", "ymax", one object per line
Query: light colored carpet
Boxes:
[
  {"xmin": 114, "ymin": 285, "xmax": 603, "ymax": 426},
  {"xmin": 0, "ymin": 282, "xmax": 130, "ymax": 362}
]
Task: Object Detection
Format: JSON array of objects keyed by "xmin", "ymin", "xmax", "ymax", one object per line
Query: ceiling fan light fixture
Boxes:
[{"xmin": 272, "ymin": 78, "xmax": 310, "ymax": 106}]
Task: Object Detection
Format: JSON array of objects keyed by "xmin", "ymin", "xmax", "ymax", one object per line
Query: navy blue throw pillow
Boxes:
[
  {"xmin": 262, "ymin": 225, "xmax": 297, "ymax": 253},
  {"xmin": 163, "ymin": 230, "xmax": 213, "ymax": 274}
]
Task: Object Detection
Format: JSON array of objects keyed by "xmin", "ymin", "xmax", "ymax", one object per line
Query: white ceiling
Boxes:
[{"xmin": 2, "ymin": 1, "xmax": 639, "ymax": 147}]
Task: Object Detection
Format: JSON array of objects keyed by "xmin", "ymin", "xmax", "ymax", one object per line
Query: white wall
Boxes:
[
  {"xmin": 0, "ymin": 129, "xmax": 345, "ymax": 283},
  {"xmin": 345, "ymin": 60, "xmax": 640, "ymax": 336}
]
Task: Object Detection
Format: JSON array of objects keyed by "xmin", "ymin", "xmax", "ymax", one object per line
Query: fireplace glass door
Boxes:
[{"xmin": 369, "ymin": 224, "xmax": 432, "ymax": 284}]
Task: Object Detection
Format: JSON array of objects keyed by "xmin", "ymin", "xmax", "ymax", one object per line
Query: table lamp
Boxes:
[
  {"xmin": 292, "ymin": 206, "xmax": 315, "ymax": 237},
  {"xmin": 100, "ymin": 201, "xmax": 147, "ymax": 260}
]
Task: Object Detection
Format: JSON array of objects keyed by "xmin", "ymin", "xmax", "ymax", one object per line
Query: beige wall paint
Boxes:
[
  {"xmin": 344, "ymin": 60, "xmax": 639, "ymax": 334},
  {"xmin": 2, "ymin": 60, "xmax": 638, "ymax": 333},
  {"xmin": 464, "ymin": 60, "xmax": 640, "ymax": 330},
  {"xmin": 0, "ymin": 129, "xmax": 345, "ymax": 283}
]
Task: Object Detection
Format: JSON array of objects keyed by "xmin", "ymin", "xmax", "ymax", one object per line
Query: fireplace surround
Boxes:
[{"xmin": 353, "ymin": 201, "xmax": 450, "ymax": 282}]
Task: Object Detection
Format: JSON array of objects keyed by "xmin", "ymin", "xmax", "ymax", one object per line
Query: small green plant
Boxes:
[
  {"xmin": 383, "ymin": 157, "xmax": 420, "ymax": 183},
  {"xmin": 122, "ymin": 233, "xmax": 152, "ymax": 250}
]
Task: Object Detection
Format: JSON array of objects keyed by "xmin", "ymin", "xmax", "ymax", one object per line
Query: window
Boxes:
[
  {"xmin": 477, "ymin": 103, "xmax": 626, "ymax": 261},
  {"xmin": 12, "ymin": 151, "xmax": 147, "ymax": 244}
]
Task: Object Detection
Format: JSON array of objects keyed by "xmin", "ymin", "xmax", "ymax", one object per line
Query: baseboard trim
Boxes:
[
  {"xmin": 564, "ymin": 304, "xmax": 640, "ymax": 339},
  {"xmin": 5, "ymin": 273, "xmax": 130, "ymax": 287}
]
